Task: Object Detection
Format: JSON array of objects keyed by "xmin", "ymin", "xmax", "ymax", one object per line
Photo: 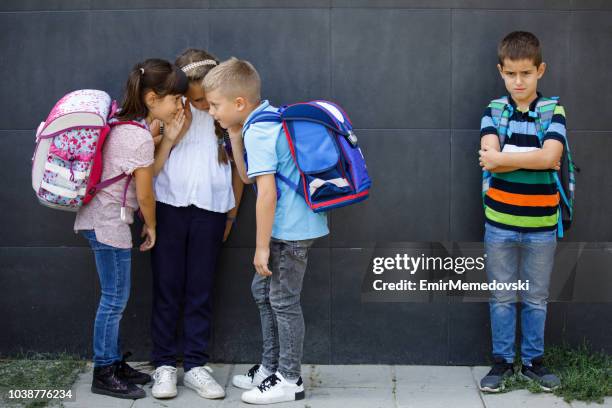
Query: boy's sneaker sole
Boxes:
[
  {"xmin": 151, "ymin": 389, "xmax": 177, "ymax": 399},
  {"xmin": 91, "ymin": 385, "xmax": 145, "ymax": 400},
  {"xmin": 242, "ymin": 390, "xmax": 305, "ymax": 404},
  {"xmin": 478, "ymin": 384, "xmax": 504, "ymax": 393}
]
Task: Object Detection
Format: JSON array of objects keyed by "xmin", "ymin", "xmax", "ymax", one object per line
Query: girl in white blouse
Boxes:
[{"xmin": 149, "ymin": 49, "xmax": 244, "ymax": 400}]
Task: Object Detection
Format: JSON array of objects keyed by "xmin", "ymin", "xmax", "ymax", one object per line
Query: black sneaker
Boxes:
[
  {"xmin": 521, "ymin": 357, "xmax": 561, "ymax": 391},
  {"xmin": 116, "ymin": 352, "xmax": 152, "ymax": 385},
  {"xmin": 479, "ymin": 357, "xmax": 515, "ymax": 392},
  {"xmin": 91, "ymin": 363, "xmax": 146, "ymax": 399}
]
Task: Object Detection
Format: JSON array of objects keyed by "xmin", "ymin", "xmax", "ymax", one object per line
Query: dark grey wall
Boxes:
[{"xmin": 1, "ymin": 0, "xmax": 611, "ymax": 365}]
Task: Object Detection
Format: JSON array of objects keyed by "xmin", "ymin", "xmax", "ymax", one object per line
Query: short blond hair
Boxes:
[{"xmin": 203, "ymin": 57, "xmax": 261, "ymax": 103}]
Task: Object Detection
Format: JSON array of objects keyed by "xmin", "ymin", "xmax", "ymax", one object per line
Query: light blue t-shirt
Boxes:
[{"xmin": 243, "ymin": 100, "xmax": 329, "ymax": 241}]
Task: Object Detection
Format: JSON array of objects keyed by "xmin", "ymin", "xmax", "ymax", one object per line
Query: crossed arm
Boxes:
[{"xmin": 479, "ymin": 134, "xmax": 563, "ymax": 173}]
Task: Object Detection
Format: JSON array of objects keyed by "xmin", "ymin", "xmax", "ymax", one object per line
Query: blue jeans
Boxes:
[
  {"xmin": 251, "ymin": 238, "xmax": 314, "ymax": 381},
  {"xmin": 81, "ymin": 230, "xmax": 131, "ymax": 367},
  {"xmin": 484, "ymin": 223, "xmax": 557, "ymax": 365}
]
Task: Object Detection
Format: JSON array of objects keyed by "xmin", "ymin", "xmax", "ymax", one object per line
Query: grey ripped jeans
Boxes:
[{"xmin": 251, "ymin": 238, "xmax": 315, "ymax": 381}]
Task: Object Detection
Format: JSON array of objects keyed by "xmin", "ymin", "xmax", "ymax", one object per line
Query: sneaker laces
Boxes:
[
  {"xmin": 257, "ymin": 374, "xmax": 279, "ymax": 392},
  {"xmin": 190, "ymin": 366, "xmax": 216, "ymax": 385},
  {"xmin": 153, "ymin": 366, "xmax": 176, "ymax": 385},
  {"xmin": 247, "ymin": 364, "xmax": 261, "ymax": 380}
]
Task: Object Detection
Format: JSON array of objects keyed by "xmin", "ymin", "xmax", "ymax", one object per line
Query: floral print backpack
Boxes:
[{"xmin": 32, "ymin": 89, "xmax": 144, "ymax": 212}]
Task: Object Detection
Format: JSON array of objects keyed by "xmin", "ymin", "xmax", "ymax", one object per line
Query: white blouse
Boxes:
[{"xmin": 154, "ymin": 103, "xmax": 235, "ymax": 213}]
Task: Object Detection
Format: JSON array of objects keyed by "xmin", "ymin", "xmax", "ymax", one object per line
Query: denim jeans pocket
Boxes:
[
  {"xmin": 289, "ymin": 239, "xmax": 314, "ymax": 259},
  {"xmin": 291, "ymin": 245, "xmax": 308, "ymax": 260}
]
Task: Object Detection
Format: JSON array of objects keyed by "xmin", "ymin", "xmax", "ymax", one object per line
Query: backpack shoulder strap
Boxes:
[
  {"xmin": 92, "ymin": 118, "xmax": 144, "ymax": 210},
  {"xmin": 534, "ymin": 97, "xmax": 568, "ymax": 238},
  {"xmin": 240, "ymin": 109, "xmax": 284, "ymax": 198},
  {"xmin": 534, "ymin": 97, "xmax": 559, "ymax": 141},
  {"xmin": 489, "ymin": 96, "xmax": 509, "ymax": 121},
  {"xmin": 488, "ymin": 96, "xmax": 511, "ymax": 148},
  {"xmin": 243, "ymin": 110, "xmax": 281, "ymax": 135}
]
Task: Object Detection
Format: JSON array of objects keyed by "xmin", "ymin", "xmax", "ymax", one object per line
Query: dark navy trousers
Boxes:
[{"xmin": 150, "ymin": 201, "xmax": 226, "ymax": 372}]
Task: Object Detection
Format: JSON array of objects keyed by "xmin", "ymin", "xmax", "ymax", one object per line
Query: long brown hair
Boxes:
[
  {"xmin": 175, "ymin": 48, "xmax": 230, "ymax": 164},
  {"xmin": 117, "ymin": 58, "xmax": 188, "ymax": 122}
]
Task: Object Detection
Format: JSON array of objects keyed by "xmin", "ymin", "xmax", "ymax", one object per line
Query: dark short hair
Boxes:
[{"xmin": 498, "ymin": 31, "xmax": 542, "ymax": 66}]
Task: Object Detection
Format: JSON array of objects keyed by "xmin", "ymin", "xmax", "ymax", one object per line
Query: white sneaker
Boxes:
[
  {"xmin": 184, "ymin": 365, "xmax": 225, "ymax": 399},
  {"xmin": 232, "ymin": 364, "xmax": 269, "ymax": 390},
  {"xmin": 241, "ymin": 372, "xmax": 305, "ymax": 405},
  {"xmin": 152, "ymin": 365, "xmax": 177, "ymax": 399}
]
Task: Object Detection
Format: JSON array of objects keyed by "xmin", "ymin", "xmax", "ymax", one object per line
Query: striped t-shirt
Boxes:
[{"xmin": 480, "ymin": 93, "xmax": 566, "ymax": 232}]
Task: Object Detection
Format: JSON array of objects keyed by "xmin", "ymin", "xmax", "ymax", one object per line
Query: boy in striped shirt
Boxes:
[{"xmin": 478, "ymin": 31, "xmax": 565, "ymax": 393}]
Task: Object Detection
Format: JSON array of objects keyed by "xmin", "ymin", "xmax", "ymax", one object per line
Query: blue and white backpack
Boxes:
[
  {"xmin": 482, "ymin": 96, "xmax": 578, "ymax": 238},
  {"xmin": 243, "ymin": 100, "xmax": 371, "ymax": 212}
]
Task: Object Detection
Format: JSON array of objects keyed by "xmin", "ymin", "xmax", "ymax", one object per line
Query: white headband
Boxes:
[{"xmin": 181, "ymin": 60, "xmax": 217, "ymax": 73}]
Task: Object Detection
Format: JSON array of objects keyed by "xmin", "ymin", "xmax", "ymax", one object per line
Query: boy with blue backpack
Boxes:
[
  {"xmin": 478, "ymin": 31, "xmax": 576, "ymax": 393},
  {"xmin": 204, "ymin": 57, "xmax": 370, "ymax": 405}
]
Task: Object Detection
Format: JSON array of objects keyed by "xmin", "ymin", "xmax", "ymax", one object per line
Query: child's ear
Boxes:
[
  {"xmin": 235, "ymin": 96, "xmax": 246, "ymax": 112},
  {"xmin": 536, "ymin": 62, "xmax": 547, "ymax": 79},
  {"xmin": 497, "ymin": 63, "xmax": 504, "ymax": 77},
  {"xmin": 144, "ymin": 91, "xmax": 157, "ymax": 108}
]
